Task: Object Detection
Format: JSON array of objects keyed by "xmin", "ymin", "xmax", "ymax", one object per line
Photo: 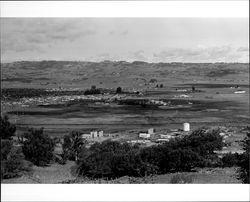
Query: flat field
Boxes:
[{"xmin": 1, "ymin": 61, "xmax": 249, "ymax": 136}]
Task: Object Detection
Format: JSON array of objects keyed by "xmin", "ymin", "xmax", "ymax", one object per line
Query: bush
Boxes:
[
  {"xmin": 1, "ymin": 140, "xmax": 31, "ymax": 179},
  {"xmin": 84, "ymin": 87, "xmax": 101, "ymax": 95},
  {"xmin": 221, "ymin": 153, "xmax": 241, "ymax": 167},
  {"xmin": 62, "ymin": 131, "xmax": 86, "ymax": 161},
  {"xmin": 0, "ymin": 115, "xmax": 16, "ymax": 139},
  {"xmin": 116, "ymin": 87, "xmax": 122, "ymax": 94},
  {"xmin": 237, "ymin": 129, "xmax": 250, "ymax": 183},
  {"xmin": 22, "ymin": 128, "xmax": 55, "ymax": 166},
  {"xmin": 76, "ymin": 140, "xmax": 144, "ymax": 179},
  {"xmin": 168, "ymin": 128, "xmax": 223, "ymax": 157}
]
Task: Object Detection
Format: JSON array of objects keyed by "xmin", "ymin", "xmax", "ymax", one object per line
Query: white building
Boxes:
[
  {"xmin": 156, "ymin": 139, "xmax": 170, "ymax": 142},
  {"xmin": 183, "ymin": 122, "xmax": 190, "ymax": 132},
  {"xmin": 139, "ymin": 133, "xmax": 150, "ymax": 139},
  {"xmin": 98, "ymin": 131, "xmax": 104, "ymax": 137},
  {"xmin": 81, "ymin": 134, "xmax": 92, "ymax": 139},
  {"xmin": 90, "ymin": 131, "xmax": 98, "ymax": 138},
  {"xmin": 148, "ymin": 128, "xmax": 155, "ymax": 135},
  {"xmin": 160, "ymin": 134, "xmax": 172, "ymax": 139}
]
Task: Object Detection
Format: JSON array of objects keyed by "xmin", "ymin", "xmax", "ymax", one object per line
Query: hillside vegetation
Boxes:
[{"xmin": 1, "ymin": 61, "xmax": 249, "ymax": 89}]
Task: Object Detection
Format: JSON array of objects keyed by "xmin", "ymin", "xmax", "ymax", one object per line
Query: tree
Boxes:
[
  {"xmin": 192, "ymin": 86, "xmax": 195, "ymax": 92},
  {"xmin": 221, "ymin": 153, "xmax": 240, "ymax": 167},
  {"xmin": 1, "ymin": 139, "xmax": 32, "ymax": 179},
  {"xmin": 116, "ymin": 87, "xmax": 122, "ymax": 94},
  {"xmin": 1, "ymin": 117, "xmax": 32, "ymax": 179},
  {"xmin": 181, "ymin": 128, "xmax": 223, "ymax": 157},
  {"xmin": 63, "ymin": 131, "xmax": 86, "ymax": 161},
  {"xmin": 237, "ymin": 128, "xmax": 250, "ymax": 183},
  {"xmin": 0, "ymin": 115, "xmax": 16, "ymax": 139},
  {"xmin": 22, "ymin": 128, "xmax": 55, "ymax": 166}
]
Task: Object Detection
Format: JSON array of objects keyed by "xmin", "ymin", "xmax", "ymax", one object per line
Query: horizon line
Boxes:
[{"xmin": 1, "ymin": 60, "xmax": 249, "ymax": 64}]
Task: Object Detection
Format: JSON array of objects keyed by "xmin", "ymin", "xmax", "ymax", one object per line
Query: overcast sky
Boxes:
[{"xmin": 1, "ymin": 18, "xmax": 249, "ymax": 63}]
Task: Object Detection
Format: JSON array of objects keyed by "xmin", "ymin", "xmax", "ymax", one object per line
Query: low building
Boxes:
[
  {"xmin": 160, "ymin": 134, "xmax": 172, "ymax": 139},
  {"xmin": 139, "ymin": 133, "xmax": 150, "ymax": 139},
  {"xmin": 98, "ymin": 131, "xmax": 104, "ymax": 137},
  {"xmin": 219, "ymin": 132, "xmax": 226, "ymax": 136},
  {"xmin": 90, "ymin": 131, "xmax": 98, "ymax": 138},
  {"xmin": 148, "ymin": 128, "xmax": 155, "ymax": 135},
  {"xmin": 156, "ymin": 139, "xmax": 170, "ymax": 143},
  {"xmin": 81, "ymin": 134, "xmax": 92, "ymax": 139},
  {"xmin": 183, "ymin": 122, "xmax": 190, "ymax": 132}
]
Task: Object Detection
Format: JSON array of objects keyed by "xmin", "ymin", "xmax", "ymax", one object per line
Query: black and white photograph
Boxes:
[{"xmin": 1, "ymin": 0, "xmax": 249, "ymax": 201}]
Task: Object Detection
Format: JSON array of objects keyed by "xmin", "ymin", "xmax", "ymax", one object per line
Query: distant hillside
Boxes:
[{"xmin": 1, "ymin": 61, "xmax": 249, "ymax": 89}]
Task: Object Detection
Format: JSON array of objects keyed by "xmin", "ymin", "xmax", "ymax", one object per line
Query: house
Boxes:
[
  {"xmin": 183, "ymin": 122, "xmax": 190, "ymax": 132},
  {"xmin": 81, "ymin": 134, "xmax": 92, "ymax": 139},
  {"xmin": 156, "ymin": 139, "xmax": 170, "ymax": 143},
  {"xmin": 98, "ymin": 131, "xmax": 104, "ymax": 137},
  {"xmin": 148, "ymin": 128, "xmax": 155, "ymax": 135},
  {"xmin": 219, "ymin": 132, "xmax": 226, "ymax": 136},
  {"xmin": 139, "ymin": 133, "xmax": 150, "ymax": 139},
  {"xmin": 160, "ymin": 134, "xmax": 172, "ymax": 139},
  {"xmin": 90, "ymin": 131, "xmax": 98, "ymax": 138}
]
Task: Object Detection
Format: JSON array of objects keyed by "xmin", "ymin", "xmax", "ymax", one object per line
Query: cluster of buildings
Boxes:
[
  {"xmin": 137, "ymin": 123, "xmax": 191, "ymax": 144},
  {"xmin": 81, "ymin": 130, "xmax": 112, "ymax": 140}
]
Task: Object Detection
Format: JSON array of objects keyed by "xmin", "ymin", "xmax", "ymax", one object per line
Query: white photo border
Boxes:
[{"xmin": 1, "ymin": 1, "xmax": 249, "ymax": 202}]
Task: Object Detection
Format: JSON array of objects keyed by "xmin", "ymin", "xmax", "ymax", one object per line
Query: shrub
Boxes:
[
  {"xmin": 76, "ymin": 140, "xmax": 144, "ymax": 179},
  {"xmin": 1, "ymin": 140, "xmax": 30, "ymax": 179},
  {"xmin": 62, "ymin": 131, "xmax": 86, "ymax": 161},
  {"xmin": 84, "ymin": 86, "xmax": 101, "ymax": 95},
  {"xmin": 0, "ymin": 115, "xmax": 16, "ymax": 139},
  {"xmin": 116, "ymin": 87, "xmax": 122, "ymax": 94},
  {"xmin": 172, "ymin": 128, "xmax": 223, "ymax": 157},
  {"xmin": 237, "ymin": 129, "xmax": 250, "ymax": 183},
  {"xmin": 221, "ymin": 153, "xmax": 241, "ymax": 167},
  {"xmin": 22, "ymin": 128, "xmax": 55, "ymax": 166}
]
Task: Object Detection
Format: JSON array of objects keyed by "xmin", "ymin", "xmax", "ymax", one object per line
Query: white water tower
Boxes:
[{"xmin": 183, "ymin": 122, "xmax": 190, "ymax": 132}]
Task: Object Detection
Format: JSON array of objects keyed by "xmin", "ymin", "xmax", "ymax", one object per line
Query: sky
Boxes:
[{"xmin": 1, "ymin": 18, "xmax": 249, "ymax": 63}]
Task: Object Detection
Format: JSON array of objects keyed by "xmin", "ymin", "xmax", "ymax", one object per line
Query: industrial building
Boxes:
[{"xmin": 139, "ymin": 133, "xmax": 151, "ymax": 139}]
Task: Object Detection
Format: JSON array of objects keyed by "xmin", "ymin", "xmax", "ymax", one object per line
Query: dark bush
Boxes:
[
  {"xmin": 116, "ymin": 87, "xmax": 122, "ymax": 94},
  {"xmin": 169, "ymin": 128, "xmax": 223, "ymax": 157},
  {"xmin": 1, "ymin": 140, "xmax": 31, "ymax": 179},
  {"xmin": 84, "ymin": 86, "xmax": 101, "ymax": 95},
  {"xmin": 62, "ymin": 131, "xmax": 86, "ymax": 161},
  {"xmin": 1, "ymin": 115, "xmax": 16, "ymax": 139},
  {"xmin": 22, "ymin": 128, "xmax": 55, "ymax": 166},
  {"xmin": 76, "ymin": 140, "xmax": 144, "ymax": 179},
  {"xmin": 237, "ymin": 129, "xmax": 250, "ymax": 183},
  {"xmin": 221, "ymin": 153, "xmax": 241, "ymax": 167}
]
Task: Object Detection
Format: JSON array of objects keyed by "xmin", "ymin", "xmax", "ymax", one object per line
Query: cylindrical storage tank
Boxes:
[{"xmin": 183, "ymin": 122, "xmax": 190, "ymax": 132}]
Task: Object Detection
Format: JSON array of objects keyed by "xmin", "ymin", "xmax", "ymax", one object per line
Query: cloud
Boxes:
[
  {"xmin": 108, "ymin": 30, "xmax": 128, "ymax": 36},
  {"xmin": 237, "ymin": 47, "xmax": 249, "ymax": 52},
  {"xmin": 121, "ymin": 30, "xmax": 128, "ymax": 35},
  {"xmin": 153, "ymin": 46, "xmax": 247, "ymax": 62},
  {"xmin": 133, "ymin": 50, "xmax": 147, "ymax": 61},
  {"xmin": 1, "ymin": 19, "xmax": 97, "ymax": 54}
]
